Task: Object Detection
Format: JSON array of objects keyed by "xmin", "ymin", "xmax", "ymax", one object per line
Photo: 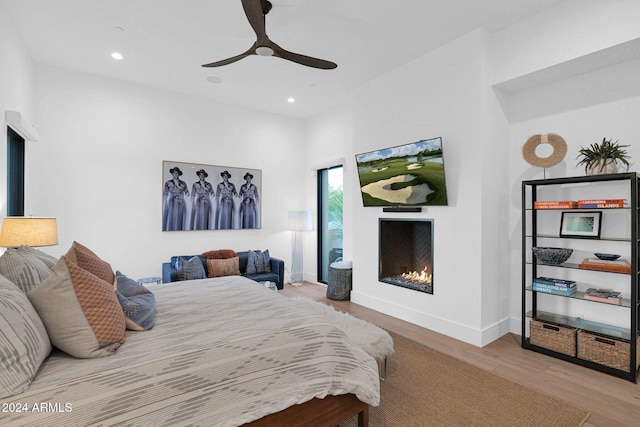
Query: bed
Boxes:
[{"xmin": 1, "ymin": 275, "xmax": 379, "ymax": 426}]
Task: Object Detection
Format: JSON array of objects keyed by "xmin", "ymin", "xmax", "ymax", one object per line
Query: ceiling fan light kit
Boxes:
[
  {"xmin": 202, "ymin": 0, "xmax": 337, "ymax": 70},
  {"xmin": 255, "ymin": 46, "xmax": 274, "ymax": 56}
]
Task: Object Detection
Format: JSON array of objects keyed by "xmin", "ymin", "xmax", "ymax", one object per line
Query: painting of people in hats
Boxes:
[
  {"xmin": 239, "ymin": 171, "xmax": 259, "ymax": 228},
  {"xmin": 215, "ymin": 170, "xmax": 237, "ymax": 229},
  {"xmin": 162, "ymin": 166, "xmax": 189, "ymax": 231},
  {"xmin": 163, "ymin": 161, "xmax": 261, "ymax": 231},
  {"xmin": 190, "ymin": 169, "xmax": 214, "ymax": 230}
]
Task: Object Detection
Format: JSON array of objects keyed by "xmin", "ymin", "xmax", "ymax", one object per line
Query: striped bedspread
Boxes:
[{"xmin": 1, "ymin": 276, "xmax": 380, "ymax": 426}]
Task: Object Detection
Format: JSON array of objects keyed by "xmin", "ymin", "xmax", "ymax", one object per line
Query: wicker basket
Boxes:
[
  {"xmin": 530, "ymin": 319, "xmax": 577, "ymax": 356},
  {"xmin": 577, "ymin": 330, "xmax": 640, "ymax": 371}
]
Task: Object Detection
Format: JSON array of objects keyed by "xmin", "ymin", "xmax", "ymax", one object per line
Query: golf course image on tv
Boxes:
[{"xmin": 355, "ymin": 137, "xmax": 448, "ymax": 207}]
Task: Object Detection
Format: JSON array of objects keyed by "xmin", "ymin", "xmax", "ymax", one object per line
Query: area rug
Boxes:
[{"xmin": 340, "ymin": 332, "xmax": 590, "ymax": 427}]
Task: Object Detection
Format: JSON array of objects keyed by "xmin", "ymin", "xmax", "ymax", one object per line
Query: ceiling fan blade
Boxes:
[
  {"xmin": 202, "ymin": 44, "xmax": 256, "ymax": 67},
  {"xmin": 241, "ymin": 0, "xmax": 267, "ymax": 39},
  {"xmin": 202, "ymin": 1, "xmax": 337, "ymax": 70},
  {"xmin": 271, "ymin": 43, "xmax": 337, "ymax": 70}
]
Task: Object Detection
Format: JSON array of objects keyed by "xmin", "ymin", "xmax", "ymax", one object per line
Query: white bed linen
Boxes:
[{"xmin": 0, "ymin": 276, "xmax": 379, "ymax": 427}]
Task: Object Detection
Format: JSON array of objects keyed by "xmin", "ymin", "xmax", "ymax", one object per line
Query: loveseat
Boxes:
[{"xmin": 162, "ymin": 250, "xmax": 285, "ymax": 289}]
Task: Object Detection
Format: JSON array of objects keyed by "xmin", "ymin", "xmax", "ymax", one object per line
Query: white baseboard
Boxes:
[{"xmin": 351, "ymin": 290, "xmax": 511, "ymax": 347}]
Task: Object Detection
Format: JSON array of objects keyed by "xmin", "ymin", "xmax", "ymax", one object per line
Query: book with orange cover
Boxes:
[
  {"xmin": 534, "ymin": 201, "xmax": 576, "ymax": 209},
  {"xmin": 577, "ymin": 199, "xmax": 626, "ymax": 208},
  {"xmin": 579, "ymin": 259, "xmax": 631, "ymax": 273}
]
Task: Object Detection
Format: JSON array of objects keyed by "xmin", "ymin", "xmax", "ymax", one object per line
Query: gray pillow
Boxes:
[
  {"xmin": 177, "ymin": 256, "xmax": 206, "ymax": 281},
  {"xmin": 115, "ymin": 272, "xmax": 156, "ymax": 331},
  {"xmin": 0, "ymin": 274, "xmax": 51, "ymax": 398},
  {"xmin": 115, "ymin": 291, "xmax": 156, "ymax": 331},
  {"xmin": 0, "ymin": 248, "xmax": 52, "ymax": 292},
  {"xmin": 116, "ymin": 271, "xmax": 153, "ymax": 297},
  {"xmin": 246, "ymin": 249, "xmax": 271, "ymax": 274},
  {"xmin": 16, "ymin": 246, "xmax": 58, "ymax": 270}
]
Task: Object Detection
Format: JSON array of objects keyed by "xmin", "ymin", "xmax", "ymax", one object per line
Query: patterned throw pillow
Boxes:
[
  {"xmin": 27, "ymin": 256, "xmax": 126, "ymax": 358},
  {"xmin": 201, "ymin": 249, "xmax": 237, "ymax": 259},
  {"xmin": 65, "ymin": 241, "xmax": 115, "ymax": 285},
  {"xmin": 0, "ymin": 274, "xmax": 51, "ymax": 398},
  {"xmin": 206, "ymin": 257, "xmax": 240, "ymax": 278},
  {"xmin": 16, "ymin": 246, "xmax": 58, "ymax": 270},
  {"xmin": 176, "ymin": 256, "xmax": 206, "ymax": 281},
  {"xmin": 0, "ymin": 248, "xmax": 52, "ymax": 292},
  {"xmin": 115, "ymin": 272, "xmax": 156, "ymax": 331},
  {"xmin": 246, "ymin": 249, "xmax": 272, "ymax": 274}
]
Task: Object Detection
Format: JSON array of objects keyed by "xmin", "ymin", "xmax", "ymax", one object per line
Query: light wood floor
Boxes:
[{"xmin": 280, "ymin": 282, "xmax": 640, "ymax": 427}]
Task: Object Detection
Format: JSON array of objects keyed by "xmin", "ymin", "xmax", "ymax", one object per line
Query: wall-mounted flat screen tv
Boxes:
[{"xmin": 355, "ymin": 137, "xmax": 448, "ymax": 207}]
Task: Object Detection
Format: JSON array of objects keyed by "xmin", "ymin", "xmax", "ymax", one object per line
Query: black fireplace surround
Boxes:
[{"xmin": 379, "ymin": 218, "xmax": 433, "ymax": 294}]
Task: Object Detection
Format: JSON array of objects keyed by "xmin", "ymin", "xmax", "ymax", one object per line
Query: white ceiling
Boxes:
[{"xmin": 3, "ymin": 0, "xmax": 564, "ymax": 119}]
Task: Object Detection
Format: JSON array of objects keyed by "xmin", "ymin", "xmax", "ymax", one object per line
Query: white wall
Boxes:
[
  {"xmin": 347, "ymin": 30, "xmax": 508, "ymax": 346},
  {"xmin": 0, "ymin": 2, "xmax": 35, "ymax": 218},
  {"xmin": 28, "ymin": 64, "xmax": 307, "ymax": 279},
  {"xmin": 495, "ymin": 2, "xmax": 640, "ymax": 333},
  {"xmin": 304, "ymin": 100, "xmax": 354, "ymax": 283}
]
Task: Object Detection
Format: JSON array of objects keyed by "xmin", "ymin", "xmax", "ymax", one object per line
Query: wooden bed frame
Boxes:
[{"xmin": 245, "ymin": 394, "xmax": 368, "ymax": 427}]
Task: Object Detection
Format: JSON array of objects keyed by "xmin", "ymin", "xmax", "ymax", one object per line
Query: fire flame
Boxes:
[{"xmin": 401, "ymin": 267, "xmax": 432, "ymax": 284}]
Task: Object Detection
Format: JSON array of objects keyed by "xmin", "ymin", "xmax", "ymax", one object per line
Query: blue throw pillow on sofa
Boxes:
[
  {"xmin": 115, "ymin": 272, "xmax": 156, "ymax": 331},
  {"xmin": 177, "ymin": 256, "xmax": 206, "ymax": 281},
  {"xmin": 246, "ymin": 250, "xmax": 271, "ymax": 274}
]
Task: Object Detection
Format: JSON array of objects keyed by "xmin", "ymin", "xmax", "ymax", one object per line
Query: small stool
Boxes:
[{"xmin": 327, "ymin": 260, "xmax": 352, "ymax": 300}]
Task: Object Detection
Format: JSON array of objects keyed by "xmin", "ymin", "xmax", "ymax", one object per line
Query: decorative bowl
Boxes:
[
  {"xmin": 594, "ymin": 253, "xmax": 621, "ymax": 261},
  {"xmin": 532, "ymin": 247, "xmax": 573, "ymax": 265}
]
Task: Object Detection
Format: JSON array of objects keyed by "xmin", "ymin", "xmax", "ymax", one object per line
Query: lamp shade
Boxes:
[
  {"xmin": 0, "ymin": 217, "xmax": 58, "ymax": 247},
  {"xmin": 288, "ymin": 210, "xmax": 312, "ymax": 231}
]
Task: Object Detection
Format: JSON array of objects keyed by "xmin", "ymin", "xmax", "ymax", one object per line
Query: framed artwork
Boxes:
[
  {"xmin": 559, "ymin": 211, "xmax": 602, "ymax": 239},
  {"xmin": 162, "ymin": 160, "xmax": 261, "ymax": 231}
]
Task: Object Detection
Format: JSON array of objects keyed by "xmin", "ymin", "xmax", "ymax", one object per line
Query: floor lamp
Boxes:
[{"xmin": 288, "ymin": 210, "xmax": 312, "ymax": 286}]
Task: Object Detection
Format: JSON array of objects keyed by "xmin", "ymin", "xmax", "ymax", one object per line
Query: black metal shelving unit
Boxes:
[{"xmin": 521, "ymin": 172, "xmax": 639, "ymax": 382}]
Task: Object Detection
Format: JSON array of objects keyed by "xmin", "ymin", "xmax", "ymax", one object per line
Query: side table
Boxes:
[
  {"xmin": 259, "ymin": 281, "xmax": 278, "ymax": 291},
  {"xmin": 137, "ymin": 276, "xmax": 162, "ymax": 285},
  {"xmin": 327, "ymin": 260, "xmax": 352, "ymax": 300}
]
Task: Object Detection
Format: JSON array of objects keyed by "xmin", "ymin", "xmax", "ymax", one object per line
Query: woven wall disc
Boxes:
[{"xmin": 522, "ymin": 133, "xmax": 567, "ymax": 168}]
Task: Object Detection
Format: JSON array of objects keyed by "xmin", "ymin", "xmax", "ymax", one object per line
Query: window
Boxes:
[
  {"xmin": 7, "ymin": 127, "xmax": 25, "ymax": 216},
  {"xmin": 317, "ymin": 166, "xmax": 343, "ymax": 283}
]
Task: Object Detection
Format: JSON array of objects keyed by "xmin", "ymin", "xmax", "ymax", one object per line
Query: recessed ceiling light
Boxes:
[
  {"xmin": 287, "ymin": 97, "xmax": 295, "ymax": 103},
  {"xmin": 111, "ymin": 52, "xmax": 124, "ymax": 61},
  {"xmin": 206, "ymin": 76, "xmax": 223, "ymax": 84}
]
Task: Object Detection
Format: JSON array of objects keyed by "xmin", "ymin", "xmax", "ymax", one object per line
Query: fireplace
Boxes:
[{"xmin": 379, "ymin": 218, "xmax": 433, "ymax": 294}]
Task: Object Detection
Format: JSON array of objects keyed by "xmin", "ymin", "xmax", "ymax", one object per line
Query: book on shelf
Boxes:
[
  {"xmin": 582, "ymin": 258, "xmax": 629, "ymax": 265},
  {"xmin": 534, "ymin": 200, "xmax": 576, "ymax": 209},
  {"xmin": 584, "ymin": 288, "xmax": 622, "ymax": 298},
  {"xmin": 584, "ymin": 287, "xmax": 622, "ymax": 304},
  {"xmin": 532, "ymin": 283, "xmax": 576, "ymax": 296},
  {"xmin": 532, "ymin": 281, "xmax": 576, "ymax": 290},
  {"xmin": 579, "ymin": 258, "xmax": 631, "ymax": 273},
  {"xmin": 577, "ymin": 199, "xmax": 626, "ymax": 209},
  {"xmin": 533, "ymin": 277, "xmax": 576, "ymax": 288},
  {"xmin": 583, "ymin": 294, "xmax": 622, "ymax": 305}
]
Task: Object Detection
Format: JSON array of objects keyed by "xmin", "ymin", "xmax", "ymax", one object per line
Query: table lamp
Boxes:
[{"xmin": 0, "ymin": 217, "xmax": 58, "ymax": 248}]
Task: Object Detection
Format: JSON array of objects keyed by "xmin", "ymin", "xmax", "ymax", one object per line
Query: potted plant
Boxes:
[{"xmin": 576, "ymin": 137, "xmax": 631, "ymax": 175}]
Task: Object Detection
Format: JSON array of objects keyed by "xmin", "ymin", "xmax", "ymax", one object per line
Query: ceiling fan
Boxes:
[{"xmin": 202, "ymin": 0, "xmax": 337, "ymax": 70}]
